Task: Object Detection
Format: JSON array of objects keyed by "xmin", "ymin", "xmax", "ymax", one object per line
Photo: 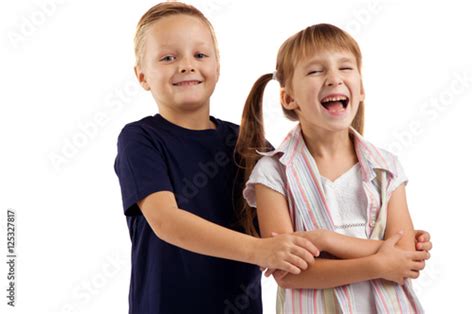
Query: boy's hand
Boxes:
[{"xmin": 256, "ymin": 232, "xmax": 320, "ymax": 275}]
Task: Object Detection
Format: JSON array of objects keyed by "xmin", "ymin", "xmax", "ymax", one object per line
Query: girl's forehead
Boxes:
[
  {"xmin": 299, "ymin": 48, "xmax": 356, "ymax": 62},
  {"xmin": 295, "ymin": 49, "xmax": 357, "ymax": 68}
]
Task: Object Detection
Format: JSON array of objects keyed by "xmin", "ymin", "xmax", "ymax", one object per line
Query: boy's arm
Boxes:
[{"xmin": 137, "ymin": 191, "xmax": 319, "ymax": 274}]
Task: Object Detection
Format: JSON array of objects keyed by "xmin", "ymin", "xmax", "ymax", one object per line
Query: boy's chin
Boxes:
[{"xmin": 175, "ymin": 99, "xmax": 210, "ymax": 111}]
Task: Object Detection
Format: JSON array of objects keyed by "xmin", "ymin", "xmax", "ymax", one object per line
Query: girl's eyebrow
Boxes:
[
  {"xmin": 302, "ymin": 57, "xmax": 356, "ymax": 70},
  {"xmin": 303, "ymin": 60, "xmax": 324, "ymax": 68},
  {"xmin": 338, "ymin": 57, "xmax": 355, "ymax": 63}
]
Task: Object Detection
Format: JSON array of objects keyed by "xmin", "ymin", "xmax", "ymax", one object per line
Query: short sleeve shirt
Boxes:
[{"xmin": 114, "ymin": 114, "xmax": 262, "ymax": 314}]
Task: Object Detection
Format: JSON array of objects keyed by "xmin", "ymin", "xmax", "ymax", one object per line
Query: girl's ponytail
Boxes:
[{"xmin": 235, "ymin": 73, "xmax": 273, "ymax": 236}]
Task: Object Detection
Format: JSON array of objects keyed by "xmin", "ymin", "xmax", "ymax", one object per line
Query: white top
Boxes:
[
  {"xmin": 320, "ymin": 163, "xmax": 375, "ymax": 313},
  {"xmin": 245, "ymin": 159, "xmax": 376, "ymax": 313}
]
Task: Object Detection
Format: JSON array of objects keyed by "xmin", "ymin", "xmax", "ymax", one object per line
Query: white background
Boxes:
[{"xmin": 0, "ymin": 0, "xmax": 473, "ymax": 313}]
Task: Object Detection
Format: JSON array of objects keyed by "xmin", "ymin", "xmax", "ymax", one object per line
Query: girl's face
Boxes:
[
  {"xmin": 282, "ymin": 49, "xmax": 364, "ymax": 133},
  {"xmin": 135, "ymin": 14, "xmax": 219, "ymax": 112}
]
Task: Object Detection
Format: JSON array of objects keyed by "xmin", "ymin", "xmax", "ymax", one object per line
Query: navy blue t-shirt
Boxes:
[{"xmin": 114, "ymin": 114, "xmax": 262, "ymax": 314}]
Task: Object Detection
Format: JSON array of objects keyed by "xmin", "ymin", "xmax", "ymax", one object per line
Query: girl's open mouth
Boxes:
[{"xmin": 320, "ymin": 95, "xmax": 349, "ymax": 114}]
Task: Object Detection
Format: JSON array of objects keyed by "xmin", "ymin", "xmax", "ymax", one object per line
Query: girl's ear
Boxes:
[
  {"xmin": 134, "ymin": 65, "xmax": 151, "ymax": 91},
  {"xmin": 359, "ymin": 81, "xmax": 365, "ymax": 102},
  {"xmin": 280, "ymin": 87, "xmax": 298, "ymax": 110}
]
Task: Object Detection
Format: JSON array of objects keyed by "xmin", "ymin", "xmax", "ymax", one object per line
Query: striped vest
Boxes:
[{"xmin": 260, "ymin": 125, "xmax": 423, "ymax": 314}]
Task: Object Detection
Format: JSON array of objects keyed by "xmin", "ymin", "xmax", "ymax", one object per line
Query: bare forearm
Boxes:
[
  {"xmin": 279, "ymin": 255, "xmax": 381, "ymax": 289},
  {"xmin": 323, "ymin": 231, "xmax": 382, "ymax": 258},
  {"xmin": 302, "ymin": 230, "xmax": 382, "ymax": 259},
  {"xmin": 151, "ymin": 206, "xmax": 258, "ymax": 264}
]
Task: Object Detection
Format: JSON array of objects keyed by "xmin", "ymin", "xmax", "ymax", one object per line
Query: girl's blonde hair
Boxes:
[
  {"xmin": 235, "ymin": 23, "xmax": 365, "ymax": 236},
  {"xmin": 134, "ymin": 2, "xmax": 219, "ymax": 66}
]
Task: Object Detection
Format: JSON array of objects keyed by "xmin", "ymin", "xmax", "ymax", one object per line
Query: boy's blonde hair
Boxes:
[{"xmin": 134, "ymin": 2, "xmax": 219, "ymax": 66}]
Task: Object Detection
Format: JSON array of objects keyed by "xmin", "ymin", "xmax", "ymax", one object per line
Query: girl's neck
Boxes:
[
  {"xmin": 158, "ymin": 105, "xmax": 216, "ymax": 130},
  {"xmin": 300, "ymin": 123, "xmax": 355, "ymax": 160}
]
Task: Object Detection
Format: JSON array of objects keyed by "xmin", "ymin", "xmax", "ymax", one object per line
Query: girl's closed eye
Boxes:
[
  {"xmin": 307, "ymin": 69, "xmax": 323, "ymax": 75},
  {"xmin": 340, "ymin": 66, "xmax": 354, "ymax": 71}
]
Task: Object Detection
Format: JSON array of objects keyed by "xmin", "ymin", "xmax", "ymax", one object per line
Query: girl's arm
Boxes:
[
  {"xmin": 296, "ymin": 184, "xmax": 432, "ymax": 259},
  {"xmin": 137, "ymin": 191, "xmax": 319, "ymax": 274},
  {"xmin": 384, "ymin": 184, "xmax": 416, "ymax": 250},
  {"xmin": 255, "ymin": 184, "xmax": 428, "ymax": 288},
  {"xmin": 296, "ymin": 229, "xmax": 383, "ymax": 259}
]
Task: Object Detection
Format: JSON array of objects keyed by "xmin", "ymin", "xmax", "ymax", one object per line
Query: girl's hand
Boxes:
[
  {"xmin": 414, "ymin": 229, "xmax": 432, "ymax": 253},
  {"xmin": 375, "ymin": 231, "xmax": 429, "ymax": 284},
  {"xmin": 255, "ymin": 233, "xmax": 320, "ymax": 275}
]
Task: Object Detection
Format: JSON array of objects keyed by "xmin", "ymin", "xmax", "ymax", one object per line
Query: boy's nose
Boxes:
[
  {"xmin": 180, "ymin": 68, "xmax": 195, "ymax": 73},
  {"xmin": 179, "ymin": 58, "xmax": 196, "ymax": 73}
]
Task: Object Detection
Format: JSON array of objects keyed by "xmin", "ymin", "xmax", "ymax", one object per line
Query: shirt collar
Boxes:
[{"xmin": 258, "ymin": 124, "xmax": 395, "ymax": 182}]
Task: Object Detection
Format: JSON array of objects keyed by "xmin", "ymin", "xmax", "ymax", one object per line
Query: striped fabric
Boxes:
[{"xmin": 259, "ymin": 124, "xmax": 423, "ymax": 314}]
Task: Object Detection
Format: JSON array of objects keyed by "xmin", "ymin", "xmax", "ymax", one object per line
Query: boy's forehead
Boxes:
[{"xmin": 145, "ymin": 15, "xmax": 215, "ymax": 47}]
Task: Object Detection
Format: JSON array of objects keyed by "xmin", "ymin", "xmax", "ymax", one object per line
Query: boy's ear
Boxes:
[
  {"xmin": 134, "ymin": 65, "xmax": 150, "ymax": 91},
  {"xmin": 280, "ymin": 87, "xmax": 298, "ymax": 110}
]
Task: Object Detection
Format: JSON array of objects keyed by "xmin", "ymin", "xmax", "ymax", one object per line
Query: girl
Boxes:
[{"xmin": 237, "ymin": 23, "xmax": 427, "ymax": 313}]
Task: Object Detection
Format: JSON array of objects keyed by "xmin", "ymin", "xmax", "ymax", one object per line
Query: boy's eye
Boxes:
[
  {"xmin": 340, "ymin": 67, "xmax": 353, "ymax": 71},
  {"xmin": 159, "ymin": 55, "xmax": 176, "ymax": 62},
  {"xmin": 195, "ymin": 52, "xmax": 208, "ymax": 59}
]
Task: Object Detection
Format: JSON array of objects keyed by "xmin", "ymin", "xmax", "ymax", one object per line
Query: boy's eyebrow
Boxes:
[{"xmin": 156, "ymin": 41, "xmax": 212, "ymax": 49}]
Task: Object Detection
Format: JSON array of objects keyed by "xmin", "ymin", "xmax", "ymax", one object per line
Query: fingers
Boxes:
[
  {"xmin": 415, "ymin": 230, "xmax": 431, "ymax": 242},
  {"xmin": 409, "ymin": 250, "xmax": 430, "ymax": 261},
  {"xmin": 275, "ymin": 271, "xmax": 289, "ymax": 280},
  {"xmin": 416, "ymin": 240, "xmax": 432, "ymax": 252},
  {"xmin": 410, "ymin": 260, "xmax": 425, "ymax": 271},
  {"xmin": 294, "ymin": 236, "xmax": 320, "ymax": 257},
  {"xmin": 407, "ymin": 270, "xmax": 420, "ymax": 279},
  {"xmin": 280, "ymin": 261, "xmax": 301, "ymax": 275},
  {"xmin": 291, "ymin": 246, "xmax": 316, "ymax": 265},
  {"xmin": 286, "ymin": 254, "xmax": 309, "ymax": 271},
  {"xmin": 264, "ymin": 268, "xmax": 276, "ymax": 277}
]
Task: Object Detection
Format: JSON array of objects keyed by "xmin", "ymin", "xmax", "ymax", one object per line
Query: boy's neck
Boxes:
[{"xmin": 159, "ymin": 106, "xmax": 216, "ymax": 130}]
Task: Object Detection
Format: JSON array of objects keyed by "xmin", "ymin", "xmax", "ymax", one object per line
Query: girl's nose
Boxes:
[{"xmin": 325, "ymin": 71, "xmax": 343, "ymax": 86}]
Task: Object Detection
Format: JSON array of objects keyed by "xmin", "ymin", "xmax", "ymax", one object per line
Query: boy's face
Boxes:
[
  {"xmin": 135, "ymin": 14, "xmax": 219, "ymax": 113},
  {"xmin": 281, "ymin": 49, "xmax": 364, "ymax": 133}
]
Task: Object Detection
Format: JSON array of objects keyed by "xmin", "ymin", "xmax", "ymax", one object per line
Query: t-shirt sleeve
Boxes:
[
  {"xmin": 387, "ymin": 155, "xmax": 408, "ymax": 197},
  {"xmin": 114, "ymin": 124, "xmax": 173, "ymax": 216},
  {"xmin": 243, "ymin": 156, "xmax": 286, "ymax": 208}
]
